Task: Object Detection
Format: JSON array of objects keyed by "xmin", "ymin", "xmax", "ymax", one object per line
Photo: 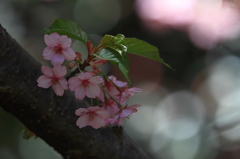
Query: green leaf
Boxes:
[
  {"xmin": 114, "ymin": 34, "xmax": 125, "ymax": 43},
  {"xmin": 94, "ymin": 48, "xmax": 131, "ymax": 84},
  {"xmin": 124, "ymin": 38, "xmax": 173, "ymax": 69},
  {"xmin": 101, "ymin": 35, "xmax": 127, "ymax": 56},
  {"xmin": 44, "ymin": 18, "xmax": 88, "ymax": 43}
]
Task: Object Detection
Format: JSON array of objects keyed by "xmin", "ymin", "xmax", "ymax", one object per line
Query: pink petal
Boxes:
[
  {"xmin": 51, "ymin": 54, "xmax": 65, "ymax": 66},
  {"xmin": 104, "ymin": 103, "xmax": 119, "ymax": 116},
  {"xmin": 37, "ymin": 75, "xmax": 52, "ymax": 88},
  {"xmin": 107, "ymin": 86, "xmax": 119, "ymax": 97},
  {"xmin": 105, "ymin": 118, "xmax": 119, "ymax": 125},
  {"xmin": 58, "ymin": 35, "xmax": 72, "ymax": 48},
  {"xmin": 53, "ymin": 66, "xmax": 67, "ymax": 77},
  {"xmin": 108, "ymin": 76, "xmax": 117, "ymax": 81},
  {"xmin": 129, "ymin": 87, "xmax": 142, "ymax": 93},
  {"xmin": 85, "ymin": 85, "xmax": 101, "ymax": 98},
  {"xmin": 128, "ymin": 104, "xmax": 141, "ymax": 109},
  {"xmin": 68, "ymin": 77, "xmax": 81, "ymax": 91},
  {"xmin": 75, "ymin": 87, "xmax": 85, "ymax": 100},
  {"xmin": 97, "ymin": 90, "xmax": 105, "ymax": 102},
  {"xmin": 110, "ymin": 114, "xmax": 120, "ymax": 124},
  {"xmin": 41, "ymin": 66, "xmax": 53, "ymax": 77},
  {"xmin": 76, "ymin": 115, "xmax": 90, "ymax": 128},
  {"xmin": 109, "ymin": 75, "xmax": 127, "ymax": 87},
  {"xmin": 62, "ymin": 48, "xmax": 76, "ymax": 61},
  {"xmin": 90, "ymin": 116, "xmax": 106, "ymax": 129},
  {"xmin": 87, "ymin": 106, "xmax": 101, "ymax": 112},
  {"xmin": 52, "ymin": 83, "xmax": 64, "ymax": 96},
  {"xmin": 43, "ymin": 48, "xmax": 55, "ymax": 60},
  {"xmin": 44, "ymin": 33, "xmax": 60, "ymax": 46},
  {"xmin": 120, "ymin": 109, "xmax": 133, "ymax": 117},
  {"xmin": 43, "ymin": 46, "xmax": 54, "ymax": 57},
  {"xmin": 105, "ymin": 118, "xmax": 113, "ymax": 125},
  {"xmin": 85, "ymin": 88, "xmax": 95, "ymax": 98},
  {"xmin": 92, "ymin": 85, "xmax": 102, "ymax": 97},
  {"xmin": 95, "ymin": 109, "xmax": 110, "ymax": 119},
  {"xmin": 78, "ymin": 72, "xmax": 92, "ymax": 80},
  {"xmin": 89, "ymin": 76, "xmax": 104, "ymax": 85},
  {"xmin": 58, "ymin": 78, "xmax": 68, "ymax": 89},
  {"xmin": 117, "ymin": 93, "xmax": 128, "ymax": 105},
  {"xmin": 68, "ymin": 77, "xmax": 79, "ymax": 84},
  {"xmin": 114, "ymin": 81, "xmax": 127, "ymax": 87},
  {"xmin": 75, "ymin": 108, "xmax": 88, "ymax": 116}
]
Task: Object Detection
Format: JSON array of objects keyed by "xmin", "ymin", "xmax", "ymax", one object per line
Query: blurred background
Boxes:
[{"xmin": 1, "ymin": 0, "xmax": 240, "ymax": 158}]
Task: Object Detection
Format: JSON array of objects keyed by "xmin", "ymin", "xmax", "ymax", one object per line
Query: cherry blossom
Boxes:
[
  {"xmin": 101, "ymin": 99, "xmax": 119, "ymax": 117},
  {"xmin": 37, "ymin": 66, "xmax": 68, "ymax": 96},
  {"xmin": 115, "ymin": 87, "xmax": 142, "ymax": 104},
  {"xmin": 43, "ymin": 32, "xmax": 76, "ymax": 66},
  {"xmin": 98, "ymin": 75, "xmax": 127, "ymax": 102},
  {"xmin": 76, "ymin": 107, "xmax": 110, "ymax": 129},
  {"xmin": 38, "ymin": 29, "xmax": 143, "ymax": 129},
  {"xmin": 68, "ymin": 72, "xmax": 104, "ymax": 100},
  {"xmin": 108, "ymin": 104, "xmax": 141, "ymax": 126}
]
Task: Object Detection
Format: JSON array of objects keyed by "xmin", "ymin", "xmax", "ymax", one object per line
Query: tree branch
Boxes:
[{"xmin": 0, "ymin": 24, "xmax": 151, "ymax": 159}]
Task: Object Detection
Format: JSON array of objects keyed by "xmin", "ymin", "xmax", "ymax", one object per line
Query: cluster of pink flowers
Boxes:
[{"xmin": 37, "ymin": 33, "xmax": 142, "ymax": 129}]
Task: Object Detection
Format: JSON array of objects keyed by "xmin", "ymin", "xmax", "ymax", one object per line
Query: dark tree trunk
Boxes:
[{"xmin": 0, "ymin": 24, "xmax": 151, "ymax": 159}]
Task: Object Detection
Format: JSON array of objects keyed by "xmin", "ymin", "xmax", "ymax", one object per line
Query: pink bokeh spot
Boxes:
[
  {"xmin": 136, "ymin": 0, "xmax": 240, "ymax": 49},
  {"xmin": 188, "ymin": 1, "xmax": 240, "ymax": 49},
  {"xmin": 137, "ymin": 0, "xmax": 196, "ymax": 28}
]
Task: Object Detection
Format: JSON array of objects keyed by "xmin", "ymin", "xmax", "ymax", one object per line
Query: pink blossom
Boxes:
[
  {"xmin": 98, "ymin": 76, "xmax": 127, "ymax": 102},
  {"xmin": 107, "ymin": 104, "xmax": 141, "ymax": 126},
  {"xmin": 68, "ymin": 72, "xmax": 104, "ymax": 100},
  {"xmin": 43, "ymin": 32, "xmax": 76, "ymax": 66},
  {"xmin": 37, "ymin": 66, "xmax": 68, "ymax": 96},
  {"xmin": 75, "ymin": 107, "xmax": 110, "ymax": 129},
  {"xmin": 116, "ymin": 87, "xmax": 142, "ymax": 104},
  {"xmin": 101, "ymin": 99, "xmax": 119, "ymax": 117}
]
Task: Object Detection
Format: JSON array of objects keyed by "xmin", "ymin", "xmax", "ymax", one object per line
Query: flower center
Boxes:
[
  {"xmin": 82, "ymin": 80, "xmax": 90, "ymax": 87},
  {"xmin": 88, "ymin": 111, "xmax": 96, "ymax": 121},
  {"xmin": 52, "ymin": 76, "xmax": 59, "ymax": 84},
  {"xmin": 54, "ymin": 44, "xmax": 63, "ymax": 54}
]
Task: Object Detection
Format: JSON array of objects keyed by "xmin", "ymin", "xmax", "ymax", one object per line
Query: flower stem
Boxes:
[
  {"xmin": 90, "ymin": 98, "xmax": 93, "ymax": 106},
  {"xmin": 96, "ymin": 97, "xmax": 100, "ymax": 107}
]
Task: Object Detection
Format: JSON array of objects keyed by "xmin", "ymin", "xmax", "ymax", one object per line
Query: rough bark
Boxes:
[{"xmin": 0, "ymin": 24, "xmax": 151, "ymax": 159}]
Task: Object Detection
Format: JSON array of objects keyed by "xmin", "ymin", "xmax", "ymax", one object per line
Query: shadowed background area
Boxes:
[{"xmin": 1, "ymin": 0, "xmax": 240, "ymax": 159}]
